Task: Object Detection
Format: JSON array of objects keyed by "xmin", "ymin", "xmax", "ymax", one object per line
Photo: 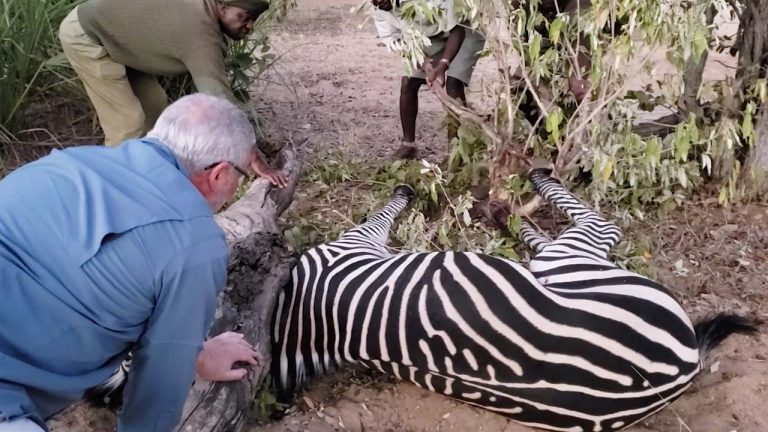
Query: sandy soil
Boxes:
[{"xmin": 45, "ymin": 1, "xmax": 766, "ymax": 431}]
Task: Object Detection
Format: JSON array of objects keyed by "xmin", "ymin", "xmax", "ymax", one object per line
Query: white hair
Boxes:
[{"xmin": 146, "ymin": 93, "xmax": 254, "ymax": 175}]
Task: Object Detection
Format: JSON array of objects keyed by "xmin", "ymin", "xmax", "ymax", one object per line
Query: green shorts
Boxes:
[{"xmin": 410, "ymin": 28, "xmax": 486, "ymax": 85}]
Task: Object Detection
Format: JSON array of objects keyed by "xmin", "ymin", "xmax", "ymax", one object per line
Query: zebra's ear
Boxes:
[{"xmin": 393, "ymin": 184, "xmax": 415, "ymax": 199}]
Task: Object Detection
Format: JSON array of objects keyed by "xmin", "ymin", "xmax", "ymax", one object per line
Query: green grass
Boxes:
[{"xmin": 0, "ymin": 0, "xmax": 83, "ymax": 136}]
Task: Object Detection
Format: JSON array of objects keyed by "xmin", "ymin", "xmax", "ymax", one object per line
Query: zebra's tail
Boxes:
[
  {"xmin": 694, "ymin": 313, "xmax": 758, "ymax": 362},
  {"xmin": 83, "ymin": 359, "xmax": 130, "ymax": 411}
]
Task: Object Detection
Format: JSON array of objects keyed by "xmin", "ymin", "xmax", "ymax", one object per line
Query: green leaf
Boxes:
[
  {"xmin": 742, "ymin": 102, "xmax": 755, "ymax": 140},
  {"xmin": 692, "ymin": 26, "xmax": 707, "ymax": 63},
  {"xmin": 674, "ymin": 129, "xmax": 691, "ymax": 162},
  {"xmin": 231, "ymin": 52, "xmax": 253, "ymax": 68},
  {"xmin": 494, "ymin": 247, "xmax": 520, "ymax": 261},
  {"xmin": 506, "ymin": 214, "xmax": 523, "ymax": 234},
  {"xmin": 549, "ymin": 17, "xmax": 564, "ymax": 44},
  {"xmin": 545, "ymin": 108, "xmax": 563, "ymax": 141},
  {"xmin": 529, "ymin": 34, "xmax": 541, "ymax": 61},
  {"xmin": 645, "ymin": 138, "xmax": 661, "ymax": 163}
]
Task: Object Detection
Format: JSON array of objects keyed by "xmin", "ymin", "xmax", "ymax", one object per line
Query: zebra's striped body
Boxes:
[
  {"xmin": 272, "ymin": 170, "xmax": 749, "ymax": 432},
  {"xmin": 86, "ymin": 169, "xmax": 754, "ymax": 431}
]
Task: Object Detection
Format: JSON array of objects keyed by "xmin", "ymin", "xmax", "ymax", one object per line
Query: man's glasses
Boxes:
[{"xmin": 204, "ymin": 161, "xmax": 253, "ymax": 181}]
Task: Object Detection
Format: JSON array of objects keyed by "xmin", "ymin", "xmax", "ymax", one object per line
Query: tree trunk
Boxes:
[
  {"xmin": 682, "ymin": 4, "xmax": 718, "ymax": 117},
  {"xmin": 737, "ymin": 0, "xmax": 768, "ymax": 195},
  {"xmin": 744, "ymin": 106, "xmax": 768, "ymax": 196},
  {"xmin": 48, "ymin": 144, "xmax": 302, "ymax": 432}
]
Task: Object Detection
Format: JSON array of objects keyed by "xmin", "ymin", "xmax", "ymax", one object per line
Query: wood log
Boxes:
[{"xmin": 48, "ymin": 143, "xmax": 302, "ymax": 432}]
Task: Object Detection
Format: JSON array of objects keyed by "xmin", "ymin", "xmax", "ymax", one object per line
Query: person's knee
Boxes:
[
  {"xmin": 400, "ymin": 77, "xmax": 424, "ymax": 96},
  {"xmin": 123, "ymin": 108, "xmax": 146, "ymax": 134},
  {"xmin": 103, "ymin": 108, "xmax": 146, "ymax": 146}
]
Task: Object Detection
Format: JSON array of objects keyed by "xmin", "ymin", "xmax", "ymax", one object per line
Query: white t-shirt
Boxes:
[{"xmin": 372, "ymin": 0, "xmax": 459, "ymax": 44}]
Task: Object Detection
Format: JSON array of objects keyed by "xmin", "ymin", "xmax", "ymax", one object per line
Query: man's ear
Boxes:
[
  {"xmin": 207, "ymin": 161, "xmax": 230, "ymax": 184},
  {"xmin": 253, "ymin": 1, "xmax": 270, "ymax": 16}
]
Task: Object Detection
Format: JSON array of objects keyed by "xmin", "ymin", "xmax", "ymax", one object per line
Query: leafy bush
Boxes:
[{"xmin": 358, "ymin": 0, "xmax": 761, "ymax": 215}]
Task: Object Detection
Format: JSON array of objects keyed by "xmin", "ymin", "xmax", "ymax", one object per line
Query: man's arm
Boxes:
[
  {"xmin": 424, "ymin": 25, "xmax": 465, "ymax": 87},
  {"xmin": 183, "ymin": 49, "xmax": 288, "ymax": 188},
  {"xmin": 117, "ymin": 238, "xmax": 227, "ymax": 432},
  {"xmin": 250, "ymin": 149, "xmax": 288, "ymax": 189},
  {"xmin": 183, "ymin": 47, "xmax": 236, "ymax": 103},
  {"xmin": 423, "ymin": 0, "xmax": 466, "ymax": 87}
]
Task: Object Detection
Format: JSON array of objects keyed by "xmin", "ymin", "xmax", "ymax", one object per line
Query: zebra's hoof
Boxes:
[
  {"xmin": 393, "ymin": 184, "xmax": 415, "ymax": 199},
  {"xmin": 527, "ymin": 167, "xmax": 554, "ymax": 180}
]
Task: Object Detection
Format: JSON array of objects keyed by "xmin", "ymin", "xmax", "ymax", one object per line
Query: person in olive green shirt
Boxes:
[{"xmin": 59, "ymin": 0, "xmax": 287, "ymax": 187}]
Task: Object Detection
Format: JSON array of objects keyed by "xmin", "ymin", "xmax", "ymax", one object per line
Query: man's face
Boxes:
[
  {"xmin": 220, "ymin": 5, "xmax": 257, "ymax": 40},
  {"xmin": 210, "ymin": 164, "xmax": 246, "ymax": 211},
  {"xmin": 196, "ymin": 161, "xmax": 248, "ymax": 212},
  {"xmin": 372, "ymin": 0, "xmax": 393, "ymax": 11}
]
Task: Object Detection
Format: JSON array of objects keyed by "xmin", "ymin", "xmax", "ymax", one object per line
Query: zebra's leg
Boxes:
[
  {"xmin": 520, "ymin": 221, "xmax": 550, "ymax": 254},
  {"xmin": 339, "ymin": 185, "xmax": 415, "ymax": 248},
  {"xmin": 527, "ymin": 168, "xmax": 622, "ymax": 259}
]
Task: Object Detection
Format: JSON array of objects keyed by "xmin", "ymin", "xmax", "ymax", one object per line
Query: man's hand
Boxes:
[
  {"xmin": 424, "ymin": 59, "xmax": 449, "ymax": 88},
  {"xmin": 250, "ymin": 153, "xmax": 288, "ymax": 188},
  {"xmin": 195, "ymin": 332, "xmax": 262, "ymax": 381}
]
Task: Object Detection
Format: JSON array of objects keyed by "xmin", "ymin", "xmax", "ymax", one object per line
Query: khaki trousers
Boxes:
[{"xmin": 58, "ymin": 7, "xmax": 168, "ymax": 146}]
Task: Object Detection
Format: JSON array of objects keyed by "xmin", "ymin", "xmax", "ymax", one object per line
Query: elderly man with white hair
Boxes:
[{"xmin": 0, "ymin": 94, "xmax": 270, "ymax": 432}]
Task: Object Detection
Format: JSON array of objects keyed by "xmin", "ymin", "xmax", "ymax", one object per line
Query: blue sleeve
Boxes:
[{"xmin": 116, "ymin": 238, "xmax": 227, "ymax": 432}]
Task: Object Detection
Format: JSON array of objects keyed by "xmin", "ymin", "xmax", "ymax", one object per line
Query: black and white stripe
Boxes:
[{"xmin": 272, "ymin": 172, "xmax": 756, "ymax": 432}]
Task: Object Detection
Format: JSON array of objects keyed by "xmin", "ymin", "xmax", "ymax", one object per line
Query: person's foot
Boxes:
[{"xmin": 392, "ymin": 144, "xmax": 418, "ymax": 160}]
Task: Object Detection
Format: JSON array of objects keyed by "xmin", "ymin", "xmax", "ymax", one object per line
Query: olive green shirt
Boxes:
[{"xmin": 78, "ymin": 0, "xmax": 234, "ymax": 102}]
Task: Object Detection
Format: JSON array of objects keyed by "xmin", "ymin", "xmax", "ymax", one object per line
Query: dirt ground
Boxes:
[{"xmin": 43, "ymin": 0, "xmax": 767, "ymax": 431}]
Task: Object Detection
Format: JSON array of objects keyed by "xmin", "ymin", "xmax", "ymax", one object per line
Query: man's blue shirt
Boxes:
[{"xmin": 0, "ymin": 139, "xmax": 228, "ymax": 431}]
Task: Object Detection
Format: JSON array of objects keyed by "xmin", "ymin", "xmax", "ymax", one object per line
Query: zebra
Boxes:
[
  {"xmin": 271, "ymin": 168, "xmax": 756, "ymax": 432},
  {"xmin": 86, "ymin": 168, "xmax": 756, "ymax": 431}
]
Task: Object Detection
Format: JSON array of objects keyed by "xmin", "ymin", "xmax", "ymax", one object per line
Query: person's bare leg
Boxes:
[
  {"xmin": 445, "ymin": 76, "xmax": 466, "ymax": 143},
  {"xmin": 393, "ymin": 76, "xmax": 425, "ymax": 160}
]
